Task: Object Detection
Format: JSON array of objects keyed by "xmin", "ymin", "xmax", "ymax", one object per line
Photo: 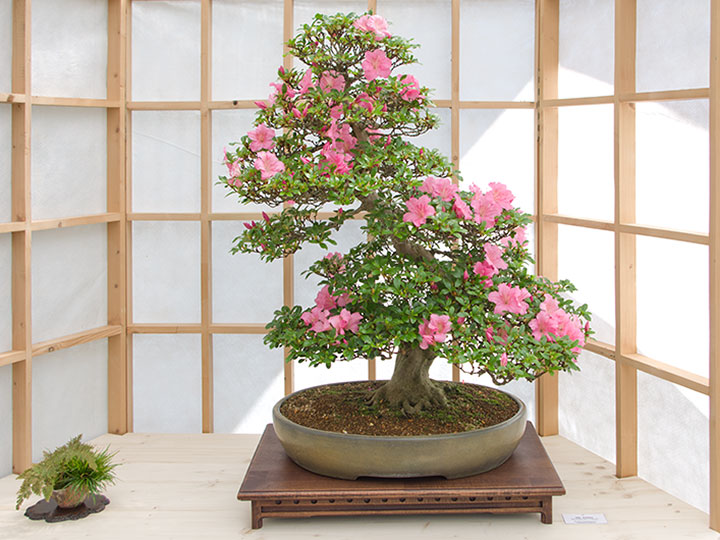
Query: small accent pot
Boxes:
[
  {"xmin": 272, "ymin": 381, "xmax": 528, "ymax": 480},
  {"xmin": 52, "ymin": 487, "xmax": 88, "ymax": 509}
]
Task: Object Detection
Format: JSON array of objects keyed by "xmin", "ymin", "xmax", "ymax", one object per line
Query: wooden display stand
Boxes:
[{"xmin": 238, "ymin": 422, "xmax": 564, "ymax": 529}]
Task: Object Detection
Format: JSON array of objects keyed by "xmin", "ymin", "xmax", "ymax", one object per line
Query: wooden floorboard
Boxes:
[{"xmin": 0, "ymin": 431, "xmax": 713, "ymax": 539}]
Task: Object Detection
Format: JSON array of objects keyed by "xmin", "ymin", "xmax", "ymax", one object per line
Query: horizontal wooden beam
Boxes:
[
  {"xmin": 31, "ymin": 325, "xmax": 123, "ymax": 358},
  {"xmin": 0, "ymin": 350, "xmax": 25, "ymax": 368},
  {"xmin": 620, "ymin": 88, "xmax": 710, "ymax": 103},
  {"xmin": 0, "ymin": 92, "xmax": 26, "ymax": 103},
  {"xmin": 128, "ymin": 324, "xmax": 203, "ymax": 334},
  {"xmin": 31, "ymin": 213, "xmax": 122, "ymax": 231},
  {"xmin": 127, "ymin": 101, "xmax": 202, "ymax": 111},
  {"xmin": 209, "ymin": 100, "xmax": 263, "ymax": 110},
  {"xmin": 128, "ymin": 212, "xmax": 202, "ymax": 221},
  {"xmin": 541, "ymin": 96, "xmax": 614, "ymax": 108},
  {"xmin": 543, "ymin": 213, "xmax": 709, "ymax": 245},
  {"xmin": 621, "ymin": 352, "xmax": 709, "ymax": 395},
  {"xmin": 31, "ymin": 96, "xmax": 121, "ymax": 108},
  {"xmin": 210, "ymin": 323, "xmax": 269, "ymax": 334},
  {"xmin": 584, "ymin": 338, "xmax": 617, "ymax": 360},
  {"xmin": 459, "ymin": 101, "xmax": 535, "ymax": 109},
  {"xmin": 0, "ymin": 222, "xmax": 26, "ymax": 234}
]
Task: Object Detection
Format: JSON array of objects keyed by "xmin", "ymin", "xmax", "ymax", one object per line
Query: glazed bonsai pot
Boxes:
[{"xmin": 272, "ymin": 381, "xmax": 528, "ymax": 480}]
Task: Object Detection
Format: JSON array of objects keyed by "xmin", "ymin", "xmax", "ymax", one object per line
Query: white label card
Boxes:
[{"xmin": 562, "ymin": 513, "xmax": 608, "ymax": 525}]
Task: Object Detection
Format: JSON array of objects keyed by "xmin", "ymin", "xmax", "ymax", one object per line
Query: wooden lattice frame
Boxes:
[{"xmin": 1, "ymin": 0, "xmax": 719, "ymax": 530}]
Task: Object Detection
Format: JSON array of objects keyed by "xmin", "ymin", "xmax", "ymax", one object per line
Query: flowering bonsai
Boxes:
[{"xmin": 221, "ymin": 12, "xmax": 591, "ymax": 415}]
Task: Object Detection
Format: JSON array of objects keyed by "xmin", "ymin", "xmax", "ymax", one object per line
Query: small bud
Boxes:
[{"xmin": 262, "ymin": 212, "xmax": 270, "ymax": 223}]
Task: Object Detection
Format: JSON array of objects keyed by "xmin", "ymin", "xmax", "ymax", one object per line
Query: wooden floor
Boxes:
[{"xmin": 0, "ymin": 430, "xmax": 715, "ymax": 539}]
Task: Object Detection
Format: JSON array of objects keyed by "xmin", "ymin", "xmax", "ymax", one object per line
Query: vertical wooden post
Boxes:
[
  {"xmin": 614, "ymin": 0, "xmax": 638, "ymax": 478},
  {"xmin": 709, "ymin": 0, "xmax": 720, "ymax": 530},
  {"xmin": 535, "ymin": 0, "xmax": 560, "ymax": 436},
  {"xmin": 11, "ymin": 0, "xmax": 32, "ymax": 473},
  {"xmin": 200, "ymin": 0, "xmax": 214, "ymax": 433},
  {"xmin": 366, "ymin": 0, "xmax": 377, "ymax": 382},
  {"xmin": 450, "ymin": 0, "xmax": 460, "ymax": 383},
  {"xmin": 107, "ymin": 0, "xmax": 129, "ymax": 435},
  {"xmin": 283, "ymin": 0, "xmax": 295, "ymax": 395},
  {"xmin": 124, "ymin": 0, "xmax": 134, "ymax": 432},
  {"xmin": 367, "ymin": 0, "xmax": 377, "ymax": 15}
]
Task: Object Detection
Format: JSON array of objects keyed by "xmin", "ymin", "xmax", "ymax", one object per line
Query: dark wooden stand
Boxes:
[
  {"xmin": 25, "ymin": 495, "xmax": 110, "ymax": 523},
  {"xmin": 238, "ymin": 422, "xmax": 564, "ymax": 529}
]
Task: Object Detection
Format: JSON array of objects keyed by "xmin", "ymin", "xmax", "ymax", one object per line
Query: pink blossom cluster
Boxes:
[
  {"xmin": 468, "ymin": 182, "xmax": 514, "ymax": 228},
  {"xmin": 420, "ymin": 176, "xmax": 458, "ymax": 202},
  {"xmin": 223, "ymin": 148, "xmax": 242, "ymax": 186},
  {"xmin": 324, "ymin": 252, "xmax": 346, "ymax": 276},
  {"xmin": 403, "ymin": 195, "xmax": 436, "ymax": 227},
  {"xmin": 529, "ymin": 295, "xmax": 586, "ymax": 353},
  {"xmin": 320, "ymin": 120, "xmax": 357, "ymax": 175},
  {"xmin": 362, "ymin": 49, "xmax": 392, "ymax": 81},
  {"xmin": 488, "ymin": 283, "xmax": 530, "ymax": 315},
  {"xmin": 353, "ymin": 14, "xmax": 391, "ymax": 40},
  {"xmin": 399, "ymin": 75, "xmax": 421, "ymax": 101},
  {"xmin": 300, "ymin": 285, "xmax": 362, "ymax": 337},
  {"xmin": 418, "ymin": 314, "xmax": 452, "ymax": 350}
]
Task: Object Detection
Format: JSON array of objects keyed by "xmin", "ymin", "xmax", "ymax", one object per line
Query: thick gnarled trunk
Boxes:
[{"xmin": 370, "ymin": 346, "xmax": 448, "ymax": 414}]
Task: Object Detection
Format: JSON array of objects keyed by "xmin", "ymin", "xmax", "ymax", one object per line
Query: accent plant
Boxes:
[
  {"xmin": 221, "ymin": 12, "xmax": 592, "ymax": 415},
  {"xmin": 15, "ymin": 435, "xmax": 118, "ymax": 510}
]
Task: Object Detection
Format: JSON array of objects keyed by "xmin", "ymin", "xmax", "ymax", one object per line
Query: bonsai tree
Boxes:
[
  {"xmin": 16, "ymin": 435, "xmax": 118, "ymax": 509},
  {"xmin": 221, "ymin": 12, "xmax": 591, "ymax": 414}
]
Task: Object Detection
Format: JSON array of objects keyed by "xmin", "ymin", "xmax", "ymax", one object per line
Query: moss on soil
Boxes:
[{"xmin": 280, "ymin": 381, "xmax": 520, "ymax": 436}]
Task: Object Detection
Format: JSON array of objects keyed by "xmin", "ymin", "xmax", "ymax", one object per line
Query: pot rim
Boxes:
[{"xmin": 273, "ymin": 380, "xmax": 527, "ymax": 442}]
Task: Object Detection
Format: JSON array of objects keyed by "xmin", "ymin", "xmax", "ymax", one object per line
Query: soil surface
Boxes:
[{"xmin": 280, "ymin": 381, "xmax": 520, "ymax": 436}]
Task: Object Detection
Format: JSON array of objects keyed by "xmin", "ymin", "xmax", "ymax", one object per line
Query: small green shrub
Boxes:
[{"xmin": 15, "ymin": 435, "xmax": 119, "ymax": 510}]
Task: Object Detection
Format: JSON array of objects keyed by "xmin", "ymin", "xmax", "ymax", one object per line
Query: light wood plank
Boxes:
[
  {"xmin": 542, "ymin": 95, "xmax": 615, "ymax": 107},
  {"xmin": 368, "ymin": 0, "xmax": 377, "ymax": 15},
  {"xmin": 709, "ymin": 0, "xmax": 720, "ymax": 530},
  {"xmin": 584, "ymin": 338, "xmax": 617, "ymax": 361},
  {"xmin": 459, "ymin": 101, "xmax": 535, "ymax": 109},
  {"xmin": 31, "ymin": 325, "xmax": 123, "ymax": 358},
  {"xmin": 209, "ymin": 324, "xmax": 270, "ymax": 334},
  {"xmin": 620, "ymin": 88, "xmax": 710, "ymax": 103},
  {"xmin": 614, "ymin": 0, "xmax": 638, "ymax": 479},
  {"xmin": 450, "ymin": 0, "xmax": 461, "ymax": 383},
  {"xmin": 621, "ymin": 353, "xmax": 709, "ymax": 396},
  {"xmin": 543, "ymin": 213, "xmax": 615, "ymax": 232},
  {"xmin": 283, "ymin": 0, "xmax": 295, "ymax": 396},
  {"xmin": 0, "ymin": 222, "xmax": 26, "ymax": 234},
  {"xmin": 0, "ymin": 350, "xmax": 24, "ymax": 368},
  {"xmin": 30, "ymin": 96, "xmax": 121, "ymax": 108},
  {"xmin": 11, "ymin": 0, "xmax": 32, "ymax": 475},
  {"xmin": 128, "ymin": 212, "xmax": 202, "ymax": 221},
  {"xmin": 209, "ymin": 100, "xmax": 263, "ymax": 110},
  {"xmin": 30, "ymin": 212, "xmax": 122, "ymax": 231},
  {"xmin": 0, "ymin": 92, "xmax": 25, "ymax": 103},
  {"xmin": 107, "ymin": 0, "xmax": 129, "ymax": 436},
  {"xmin": 125, "ymin": 0, "xmax": 135, "ymax": 434},
  {"xmin": 127, "ymin": 101, "xmax": 201, "ymax": 110},
  {"xmin": 535, "ymin": 0, "xmax": 560, "ymax": 436},
  {"xmin": 128, "ymin": 324, "xmax": 203, "ymax": 334}
]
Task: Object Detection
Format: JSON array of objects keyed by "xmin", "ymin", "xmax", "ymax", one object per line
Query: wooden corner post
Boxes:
[
  {"xmin": 283, "ymin": 0, "xmax": 295, "ymax": 395},
  {"xmin": 535, "ymin": 0, "xmax": 560, "ymax": 436}
]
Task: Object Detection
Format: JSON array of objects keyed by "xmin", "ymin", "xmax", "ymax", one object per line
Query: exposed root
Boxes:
[{"xmin": 368, "ymin": 380, "xmax": 448, "ymax": 415}]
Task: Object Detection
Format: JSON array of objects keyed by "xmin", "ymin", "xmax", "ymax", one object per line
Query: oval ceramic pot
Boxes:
[
  {"xmin": 272, "ymin": 381, "xmax": 527, "ymax": 480},
  {"xmin": 53, "ymin": 487, "xmax": 88, "ymax": 509}
]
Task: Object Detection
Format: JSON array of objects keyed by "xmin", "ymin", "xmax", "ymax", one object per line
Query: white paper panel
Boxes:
[
  {"xmin": 636, "ymin": 0, "xmax": 710, "ymax": 93},
  {"xmin": 133, "ymin": 334, "xmax": 202, "ymax": 433},
  {"xmin": 212, "ymin": 109, "xmax": 269, "ymax": 213},
  {"xmin": 558, "ymin": 0, "xmax": 614, "ymax": 99},
  {"xmin": 32, "ymin": 339, "xmax": 108, "ymax": 463},
  {"xmin": 636, "ymin": 100, "xmax": 709, "ymax": 233},
  {"xmin": 132, "ymin": 1, "xmax": 200, "ymax": 101},
  {"xmin": 408, "ymin": 107, "xmax": 451, "ymax": 159},
  {"xmin": 32, "ymin": 224, "xmax": 107, "ymax": 343},
  {"xmin": 559, "ymin": 351, "xmax": 615, "ymax": 464},
  {"xmin": 31, "ymin": 107, "xmax": 107, "ymax": 220},
  {"xmin": 637, "ymin": 236, "xmax": 708, "ymax": 378},
  {"xmin": 132, "ymin": 221, "xmax": 201, "ymax": 323},
  {"xmin": 212, "ymin": 0, "xmax": 284, "ymax": 101},
  {"xmin": 0, "ymin": 234, "xmax": 11, "ymax": 352},
  {"xmin": 294, "ymin": 220, "xmax": 366, "ymax": 309},
  {"xmin": 294, "ymin": 0, "xmax": 368, "ymax": 33},
  {"xmin": 459, "ymin": 109, "xmax": 534, "ymax": 214},
  {"xmin": 378, "ymin": 0, "xmax": 451, "ymax": 101},
  {"xmin": 213, "ymin": 334, "xmax": 284, "ymax": 433},
  {"xmin": 558, "ymin": 105, "xmax": 614, "ymax": 221},
  {"xmin": 295, "ymin": 359, "xmax": 370, "ymax": 391},
  {"xmin": 638, "ymin": 372, "xmax": 709, "ymax": 513},
  {"xmin": 132, "ymin": 111, "xmax": 201, "ymax": 213},
  {"xmin": 0, "ymin": 0, "xmax": 11, "ymax": 94},
  {"xmin": 459, "ymin": 0, "xmax": 534, "ymax": 101},
  {"xmin": 212, "ymin": 221, "xmax": 283, "ymax": 323},
  {"xmin": 0, "ymin": 104, "xmax": 10, "ymax": 223},
  {"xmin": 31, "ymin": 0, "xmax": 107, "ymax": 99},
  {"xmin": 558, "ymin": 226, "xmax": 615, "ymax": 346},
  {"xmin": 0, "ymin": 365, "xmax": 11, "ymax": 477}
]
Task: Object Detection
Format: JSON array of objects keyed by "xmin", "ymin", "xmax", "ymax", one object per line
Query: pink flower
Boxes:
[
  {"xmin": 418, "ymin": 314, "xmax": 452, "ymax": 349},
  {"xmin": 483, "ymin": 243, "xmax": 508, "ymax": 270},
  {"xmin": 457, "ymin": 316, "xmax": 466, "ymax": 325},
  {"xmin": 299, "ymin": 68, "xmax": 314, "ymax": 94},
  {"xmin": 418, "ymin": 320, "xmax": 435, "ymax": 350},
  {"xmin": 253, "ymin": 151, "xmax": 285, "ymax": 180},
  {"xmin": 355, "ymin": 92, "xmax": 375, "ymax": 113},
  {"xmin": 540, "ymin": 293, "xmax": 560, "ymax": 314},
  {"xmin": 529, "ymin": 311, "xmax": 559, "ymax": 341},
  {"xmin": 399, "ymin": 74, "xmax": 421, "ymax": 101},
  {"xmin": 315, "ymin": 285, "xmax": 337, "ymax": 311},
  {"xmin": 488, "ymin": 182, "xmax": 515, "ymax": 211},
  {"xmin": 329, "ymin": 104, "xmax": 344, "ymax": 119},
  {"xmin": 319, "ymin": 71, "xmax": 345, "ymax": 93},
  {"xmin": 500, "ymin": 226, "xmax": 527, "ymax": 248},
  {"xmin": 500, "ymin": 352, "xmax": 508, "ymax": 367},
  {"xmin": 247, "ymin": 124, "xmax": 276, "ymax": 152},
  {"xmin": 471, "ymin": 192, "xmax": 501, "ymax": 228},
  {"xmin": 463, "ymin": 270, "xmax": 469, "ymax": 281},
  {"xmin": 223, "ymin": 149, "xmax": 242, "ymax": 185},
  {"xmin": 254, "ymin": 100, "xmax": 267, "ymax": 109},
  {"xmin": 453, "ymin": 196, "xmax": 472, "ymax": 219},
  {"xmin": 329, "ymin": 309, "xmax": 363, "ymax": 335},
  {"xmin": 362, "ymin": 49, "xmax": 392, "ymax": 81},
  {"xmin": 420, "ymin": 176, "xmax": 457, "ymax": 202},
  {"xmin": 473, "ymin": 260, "xmax": 497, "ymax": 278},
  {"xmin": 321, "ymin": 148, "xmax": 353, "ymax": 175},
  {"xmin": 488, "ymin": 283, "xmax": 530, "ymax": 315},
  {"xmin": 326, "ymin": 122, "xmax": 357, "ymax": 153},
  {"xmin": 301, "ymin": 306, "xmax": 331, "ymax": 333},
  {"xmin": 353, "ymin": 14, "xmax": 391, "ymax": 40},
  {"xmin": 403, "ymin": 195, "xmax": 436, "ymax": 227},
  {"xmin": 336, "ymin": 292, "xmax": 351, "ymax": 307}
]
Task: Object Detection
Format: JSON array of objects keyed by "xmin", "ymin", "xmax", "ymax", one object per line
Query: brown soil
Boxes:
[{"xmin": 280, "ymin": 381, "xmax": 520, "ymax": 436}]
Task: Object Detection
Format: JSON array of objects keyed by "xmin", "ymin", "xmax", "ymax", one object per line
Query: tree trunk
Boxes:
[{"xmin": 369, "ymin": 346, "xmax": 448, "ymax": 414}]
